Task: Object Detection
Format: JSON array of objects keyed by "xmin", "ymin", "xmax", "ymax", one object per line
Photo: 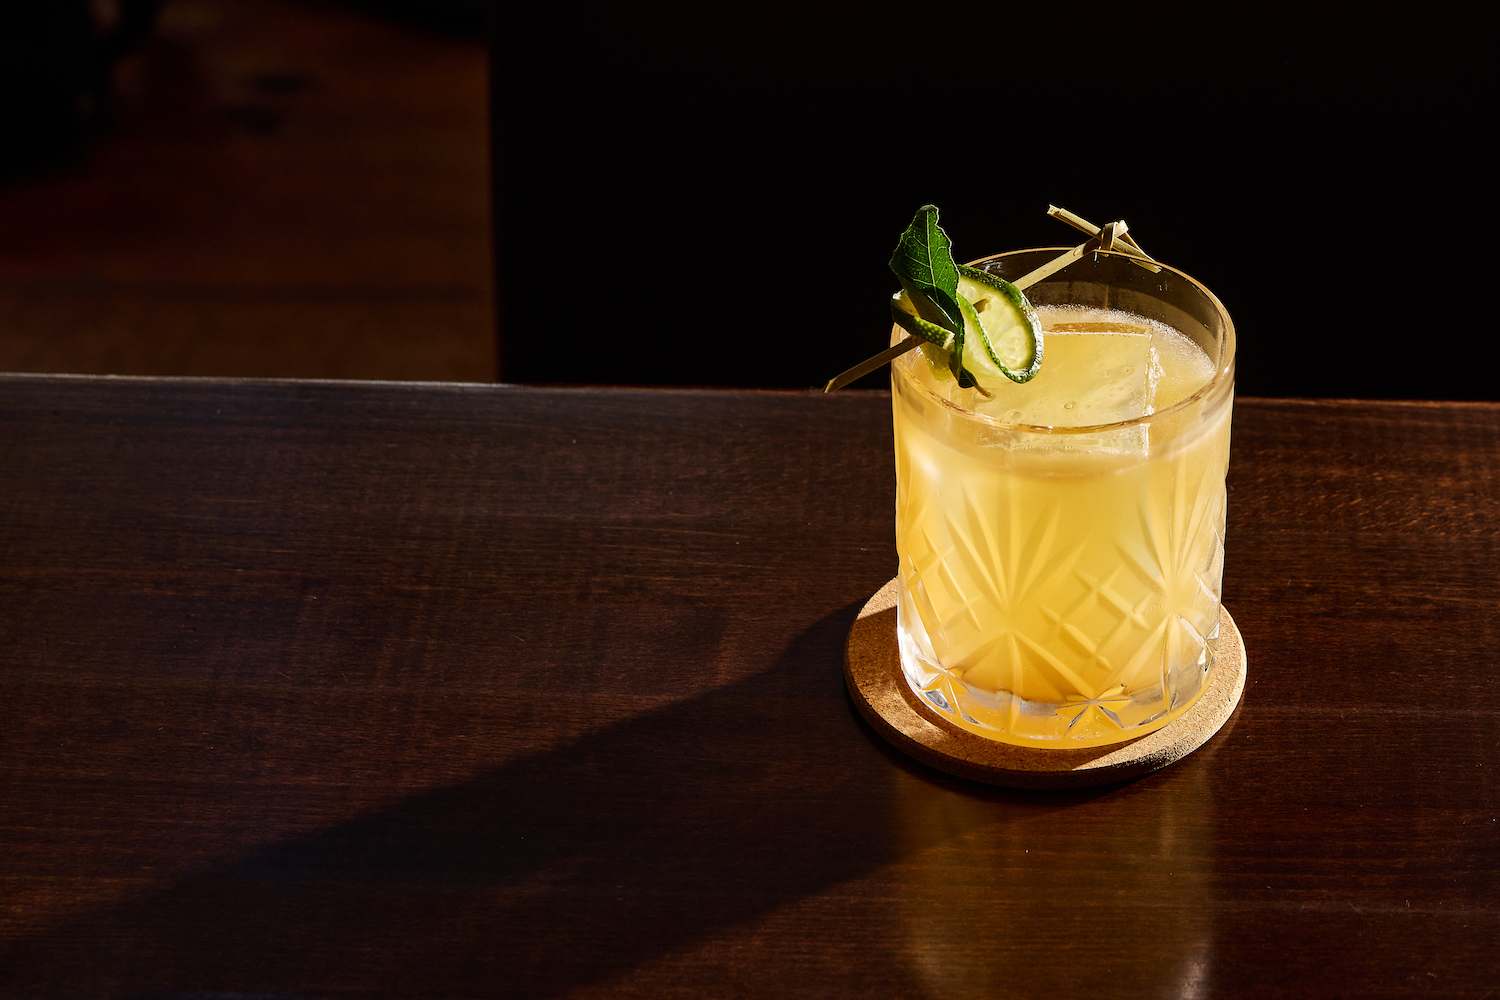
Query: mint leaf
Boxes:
[
  {"xmin": 888, "ymin": 205, "xmax": 964, "ymax": 341},
  {"xmin": 890, "ymin": 205, "xmax": 986, "ymax": 392}
]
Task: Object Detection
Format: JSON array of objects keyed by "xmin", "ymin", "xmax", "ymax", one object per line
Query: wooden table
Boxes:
[{"xmin": 2, "ymin": 373, "xmax": 1496, "ymax": 998}]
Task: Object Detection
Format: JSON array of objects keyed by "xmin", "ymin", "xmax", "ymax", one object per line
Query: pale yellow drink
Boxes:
[{"xmin": 893, "ymin": 255, "xmax": 1235, "ymax": 748}]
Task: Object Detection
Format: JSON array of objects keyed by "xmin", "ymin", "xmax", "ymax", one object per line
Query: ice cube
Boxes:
[{"xmin": 974, "ymin": 327, "xmax": 1152, "ymax": 428}]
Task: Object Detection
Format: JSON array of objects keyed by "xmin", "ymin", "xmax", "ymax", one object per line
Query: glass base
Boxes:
[{"xmin": 896, "ymin": 578, "xmax": 1216, "ymax": 750}]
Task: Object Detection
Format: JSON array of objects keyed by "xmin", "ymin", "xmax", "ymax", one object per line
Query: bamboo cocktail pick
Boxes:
[
  {"xmin": 1046, "ymin": 205, "xmax": 1159, "ymax": 273},
  {"xmin": 823, "ymin": 207, "xmax": 1156, "ymax": 393}
]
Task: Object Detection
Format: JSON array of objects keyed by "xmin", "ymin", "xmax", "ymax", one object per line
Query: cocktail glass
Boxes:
[{"xmin": 892, "ymin": 248, "xmax": 1236, "ymax": 748}]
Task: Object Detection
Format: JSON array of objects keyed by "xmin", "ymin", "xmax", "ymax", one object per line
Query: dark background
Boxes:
[
  {"xmin": 493, "ymin": 1, "xmax": 1492, "ymax": 398},
  {"xmin": 0, "ymin": 1, "xmax": 1488, "ymax": 398}
]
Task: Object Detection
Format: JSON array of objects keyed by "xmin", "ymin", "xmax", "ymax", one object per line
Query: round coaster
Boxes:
[{"xmin": 845, "ymin": 579, "xmax": 1246, "ymax": 788}]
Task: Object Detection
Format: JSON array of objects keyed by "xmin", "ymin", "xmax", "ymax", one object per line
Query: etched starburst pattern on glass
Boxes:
[{"xmin": 894, "ymin": 403, "xmax": 1231, "ymax": 746}]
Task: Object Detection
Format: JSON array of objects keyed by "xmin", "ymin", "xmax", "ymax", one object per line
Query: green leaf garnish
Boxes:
[
  {"xmin": 888, "ymin": 205, "xmax": 987, "ymax": 391},
  {"xmin": 888, "ymin": 205, "xmax": 965, "ymax": 343},
  {"xmin": 823, "ymin": 203, "xmax": 1048, "ymax": 394}
]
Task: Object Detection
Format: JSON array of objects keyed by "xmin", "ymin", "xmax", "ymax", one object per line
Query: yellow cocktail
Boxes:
[{"xmin": 893, "ymin": 249, "xmax": 1236, "ymax": 748}]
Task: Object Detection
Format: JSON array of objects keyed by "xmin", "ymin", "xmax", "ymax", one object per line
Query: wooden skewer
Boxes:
[
  {"xmin": 1010, "ymin": 224, "xmax": 1124, "ymax": 290},
  {"xmin": 1046, "ymin": 205, "xmax": 1160, "ymax": 273},
  {"xmin": 823, "ymin": 338, "xmax": 928, "ymax": 393}
]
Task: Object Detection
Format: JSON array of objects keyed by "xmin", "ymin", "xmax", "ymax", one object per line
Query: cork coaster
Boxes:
[{"xmin": 845, "ymin": 579, "xmax": 1246, "ymax": 788}]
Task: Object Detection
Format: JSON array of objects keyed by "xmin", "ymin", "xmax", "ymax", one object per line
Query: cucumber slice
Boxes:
[
  {"xmin": 890, "ymin": 290, "xmax": 957, "ymax": 350},
  {"xmin": 956, "ymin": 264, "xmax": 1043, "ymax": 384}
]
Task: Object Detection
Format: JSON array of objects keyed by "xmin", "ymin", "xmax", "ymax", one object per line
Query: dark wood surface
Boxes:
[{"xmin": 2, "ymin": 374, "xmax": 1496, "ymax": 998}]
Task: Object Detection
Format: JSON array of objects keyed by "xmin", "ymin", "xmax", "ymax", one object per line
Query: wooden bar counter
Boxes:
[{"xmin": 1, "ymin": 373, "xmax": 1496, "ymax": 997}]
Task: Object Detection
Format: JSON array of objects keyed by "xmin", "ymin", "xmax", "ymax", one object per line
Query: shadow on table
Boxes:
[{"xmin": 0, "ymin": 604, "xmax": 1133, "ymax": 997}]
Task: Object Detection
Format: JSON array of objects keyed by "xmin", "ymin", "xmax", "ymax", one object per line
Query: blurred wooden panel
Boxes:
[{"xmin": 0, "ymin": 0, "xmax": 494, "ymax": 381}]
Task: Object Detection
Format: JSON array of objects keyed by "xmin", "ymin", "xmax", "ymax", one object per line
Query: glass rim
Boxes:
[{"xmin": 893, "ymin": 247, "xmax": 1237, "ymax": 435}]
